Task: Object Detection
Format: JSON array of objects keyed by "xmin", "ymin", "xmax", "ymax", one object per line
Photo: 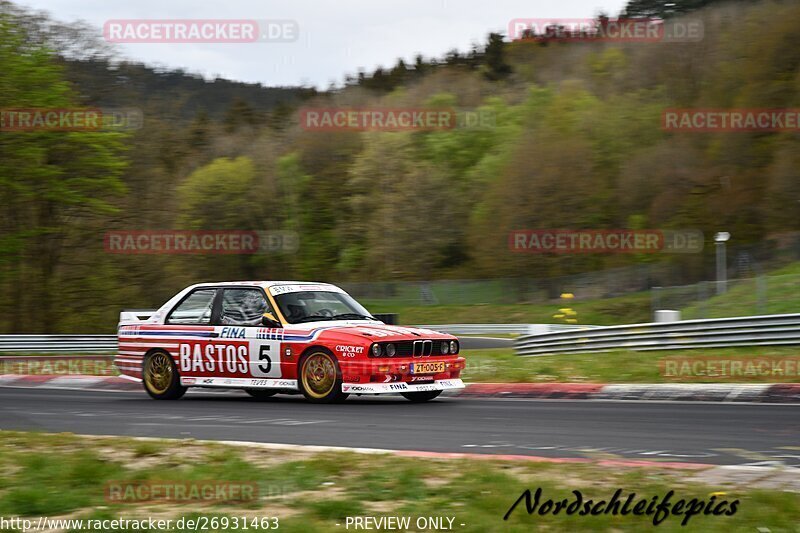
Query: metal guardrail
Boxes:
[
  {"xmin": 0, "ymin": 335, "xmax": 117, "ymax": 353},
  {"xmin": 516, "ymin": 313, "xmax": 800, "ymax": 356},
  {"xmin": 416, "ymin": 324, "xmax": 598, "ymax": 335},
  {"xmin": 0, "ymin": 324, "xmax": 599, "ymax": 353},
  {"xmin": 1, "ymin": 314, "xmax": 798, "ymax": 355}
]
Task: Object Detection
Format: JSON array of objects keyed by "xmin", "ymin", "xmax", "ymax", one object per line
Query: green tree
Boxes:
[
  {"xmin": 188, "ymin": 109, "xmax": 210, "ymax": 149},
  {"xmin": 175, "ymin": 156, "xmax": 264, "ymax": 280},
  {"xmin": 177, "ymin": 156, "xmax": 259, "ymax": 229},
  {"xmin": 0, "ymin": 13, "xmax": 127, "ymax": 332},
  {"xmin": 343, "ymin": 134, "xmax": 457, "ymax": 279},
  {"xmin": 484, "ymin": 33, "xmax": 512, "ymax": 81},
  {"xmin": 223, "ymin": 98, "xmax": 259, "ymax": 133}
]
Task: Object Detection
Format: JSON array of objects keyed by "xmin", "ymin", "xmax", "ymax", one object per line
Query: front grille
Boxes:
[
  {"xmin": 413, "ymin": 340, "xmax": 433, "ymax": 357},
  {"xmin": 370, "ymin": 339, "xmax": 456, "ymax": 357}
]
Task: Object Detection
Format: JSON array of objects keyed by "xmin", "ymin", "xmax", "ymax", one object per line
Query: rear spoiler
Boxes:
[{"xmin": 119, "ymin": 309, "xmax": 157, "ymax": 324}]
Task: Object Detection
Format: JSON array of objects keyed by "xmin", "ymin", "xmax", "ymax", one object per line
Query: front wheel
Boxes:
[
  {"xmin": 143, "ymin": 350, "xmax": 186, "ymax": 400},
  {"xmin": 401, "ymin": 390, "xmax": 442, "ymax": 403},
  {"xmin": 298, "ymin": 350, "xmax": 349, "ymax": 403}
]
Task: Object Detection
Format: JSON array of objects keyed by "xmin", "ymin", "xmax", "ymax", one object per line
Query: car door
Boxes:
[
  {"xmin": 165, "ymin": 287, "xmax": 222, "ymax": 382},
  {"xmin": 217, "ymin": 287, "xmax": 285, "ymax": 383}
]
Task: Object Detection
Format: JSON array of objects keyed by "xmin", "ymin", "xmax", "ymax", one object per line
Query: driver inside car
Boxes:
[{"xmin": 221, "ymin": 292, "xmax": 269, "ymax": 326}]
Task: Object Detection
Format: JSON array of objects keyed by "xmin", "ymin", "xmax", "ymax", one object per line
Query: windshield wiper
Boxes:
[
  {"xmin": 292, "ymin": 313, "xmax": 380, "ymax": 324},
  {"xmin": 330, "ymin": 313, "xmax": 380, "ymax": 321}
]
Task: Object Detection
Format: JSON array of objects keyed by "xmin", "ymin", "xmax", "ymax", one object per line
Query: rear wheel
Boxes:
[
  {"xmin": 245, "ymin": 389, "xmax": 278, "ymax": 399},
  {"xmin": 143, "ymin": 350, "xmax": 186, "ymax": 400},
  {"xmin": 401, "ymin": 390, "xmax": 442, "ymax": 403},
  {"xmin": 298, "ymin": 350, "xmax": 348, "ymax": 403}
]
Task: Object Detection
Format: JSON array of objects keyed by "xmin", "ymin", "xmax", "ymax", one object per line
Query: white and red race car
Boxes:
[{"xmin": 116, "ymin": 281, "xmax": 465, "ymax": 403}]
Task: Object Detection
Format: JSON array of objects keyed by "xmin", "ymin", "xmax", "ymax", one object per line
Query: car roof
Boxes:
[{"xmin": 190, "ymin": 281, "xmax": 337, "ymax": 288}]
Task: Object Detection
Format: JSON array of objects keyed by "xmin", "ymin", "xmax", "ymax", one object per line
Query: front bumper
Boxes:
[
  {"xmin": 338, "ymin": 356, "xmax": 465, "ymax": 378},
  {"xmin": 341, "ymin": 378, "xmax": 465, "ymax": 394}
]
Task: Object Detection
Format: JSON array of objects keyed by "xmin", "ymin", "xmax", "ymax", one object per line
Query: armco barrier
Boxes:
[
  {"xmin": 5, "ymin": 313, "xmax": 793, "ymax": 356},
  {"xmin": 0, "ymin": 335, "xmax": 116, "ymax": 353},
  {"xmin": 515, "ymin": 313, "xmax": 800, "ymax": 356},
  {"xmin": 416, "ymin": 324, "xmax": 598, "ymax": 335},
  {"xmin": 0, "ymin": 324, "xmax": 594, "ymax": 354}
]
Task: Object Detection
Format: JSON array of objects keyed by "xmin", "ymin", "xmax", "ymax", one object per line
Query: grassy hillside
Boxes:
[
  {"xmin": 373, "ymin": 292, "xmax": 652, "ymax": 326},
  {"xmin": 386, "ymin": 262, "xmax": 800, "ymax": 325},
  {"xmin": 3, "ymin": 0, "xmax": 800, "ymax": 332},
  {"xmin": 680, "ymin": 263, "xmax": 800, "ymax": 319}
]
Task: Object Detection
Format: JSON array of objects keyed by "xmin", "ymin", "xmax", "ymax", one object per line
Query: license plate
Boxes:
[{"xmin": 411, "ymin": 362, "xmax": 445, "ymax": 374}]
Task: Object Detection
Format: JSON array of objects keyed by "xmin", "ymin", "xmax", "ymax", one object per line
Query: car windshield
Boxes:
[{"xmin": 273, "ymin": 290, "xmax": 377, "ymax": 324}]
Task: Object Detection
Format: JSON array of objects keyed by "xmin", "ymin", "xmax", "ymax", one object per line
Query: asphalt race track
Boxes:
[{"xmin": 2, "ymin": 387, "xmax": 799, "ymax": 467}]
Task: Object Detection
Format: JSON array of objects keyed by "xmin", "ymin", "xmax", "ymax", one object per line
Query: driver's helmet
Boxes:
[{"xmin": 241, "ymin": 292, "xmax": 267, "ymax": 319}]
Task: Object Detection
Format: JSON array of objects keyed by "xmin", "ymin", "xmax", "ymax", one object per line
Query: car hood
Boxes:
[{"xmin": 287, "ymin": 321, "xmax": 451, "ymax": 340}]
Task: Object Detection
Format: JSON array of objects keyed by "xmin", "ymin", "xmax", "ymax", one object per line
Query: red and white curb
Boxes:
[
  {"xmin": 0, "ymin": 375, "xmax": 799, "ymax": 402},
  {"xmin": 0, "ymin": 374, "xmax": 140, "ymax": 391},
  {"xmin": 449, "ymin": 382, "xmax": 800, "ymax": 402},
  {"xmin": 454, "ymin": 383, "xmax": 603, "ymax": 399}
]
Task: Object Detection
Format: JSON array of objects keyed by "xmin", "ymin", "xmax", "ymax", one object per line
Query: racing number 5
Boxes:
[{"xmin": 259, "ymin": 345, "xmax": 272, "ymax": 374}]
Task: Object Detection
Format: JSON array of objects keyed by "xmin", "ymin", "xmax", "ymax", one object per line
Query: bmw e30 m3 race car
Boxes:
[{"xmin": 115, "ymin": 281, "xmax": 465, "ymax": 403}]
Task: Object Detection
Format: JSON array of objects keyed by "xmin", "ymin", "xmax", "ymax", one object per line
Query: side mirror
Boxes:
[{"xmin": 262, "ymin": 312, "xmax": 282, "ymax": 328}]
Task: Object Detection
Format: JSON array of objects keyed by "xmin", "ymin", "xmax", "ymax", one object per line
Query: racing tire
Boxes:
[
  {"xmin": 245, "ymin": 389, "xmax": 278, "ymax": 399},
  {"xmin": 143, "ymin": 350, "xmax": 187, "ymax": 400},
  {"xmin": 401, "ymin": 390, "xmax": 442, "ymax": 403},
  {"xmin": 298, "ymin": 349, "xmax": 349, "ymax": 404}
]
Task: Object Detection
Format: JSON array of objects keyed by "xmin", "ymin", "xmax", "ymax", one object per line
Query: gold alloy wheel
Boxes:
[
  {"xmin": 144, "ymin": 352, "xmax": 173, "ymax": 395},
  {"xmin": 301, "ymin": 352, "xmax": 337, "ymax": 399}
]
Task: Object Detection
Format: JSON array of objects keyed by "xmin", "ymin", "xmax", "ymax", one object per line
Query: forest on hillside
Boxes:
[{"xmin": 1, "ymin": 0, "xmax": 799, "ymax": 332}]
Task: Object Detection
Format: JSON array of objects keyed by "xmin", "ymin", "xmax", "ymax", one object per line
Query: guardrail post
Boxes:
[
  {"xmin": 715, "ymin": 239, "xmax": 728, "ymax": 295},
  {"xmin": 651, "ymin": 286, "xmax": 661, "ymax": 320}
]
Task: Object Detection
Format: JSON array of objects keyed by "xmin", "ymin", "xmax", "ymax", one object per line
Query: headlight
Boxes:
[
  {"xmin": 371, "ymin": 343, "xmax": 382, "ymax": 357},
  {"xmin": 440, "ymin": 341, "xmax": 450, "ymax": 354},
  {"xmin": 386, "ymin": 343, "xmax": 396, "ymax": 357},
  {"xmin": 449, "ymin": 340, "xmax": 458, "ymax": 354}
]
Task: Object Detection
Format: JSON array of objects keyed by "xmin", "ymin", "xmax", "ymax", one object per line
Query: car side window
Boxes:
[
  {"xmin": 166, "ymin": 289, "xmax": 217, "ymax": 325},
  {"xmin": 220, "ymin": 288, "xmax": 273, "ymax": 326}
]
